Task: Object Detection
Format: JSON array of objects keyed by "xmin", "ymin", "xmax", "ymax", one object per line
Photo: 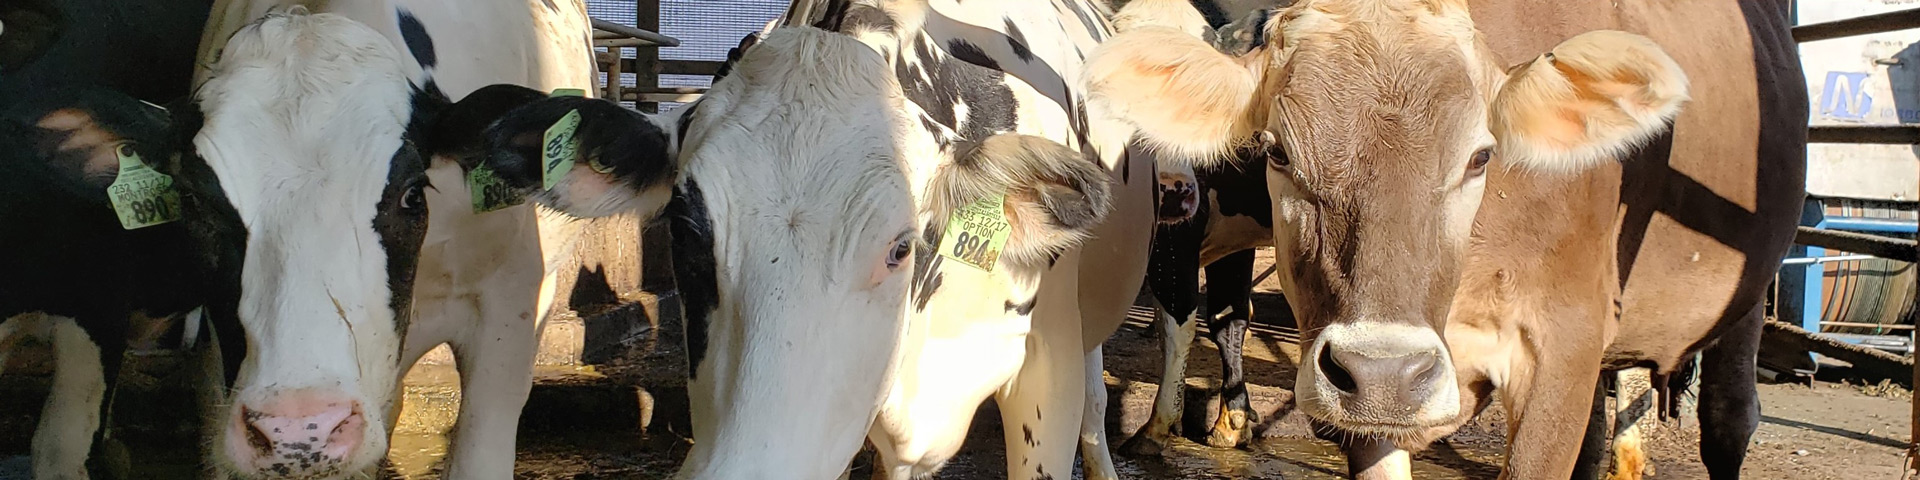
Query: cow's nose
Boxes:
[
  {"xmin": 229, "ymin": 390, "xmax": 364, "ymax": 475},
  {"xmin": 1317, "ymin": 344, "xmax": 1443, "ymax": 408}
]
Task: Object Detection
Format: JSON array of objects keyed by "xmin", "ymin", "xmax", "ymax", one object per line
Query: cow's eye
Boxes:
[
  {"xmin": 1466, "ymin": 147, "xmax": 1493, "ymax": 177},
  {"xmin": 401, "ymin": 182, "xmax": 427, "ymax": 212},
  {"xmin": 885, "ymin": 236, "xmax": 912, "ymax": 270}
]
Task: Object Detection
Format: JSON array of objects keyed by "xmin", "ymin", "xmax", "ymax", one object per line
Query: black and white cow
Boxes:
[
  {"xmin": 483, "ymin": 1, "xmax": 1255, "ymax": 478},
  {"xmin": 474, "ymin": 21, "xmax": 1119, "ymax": 477},
  {"xmin": 1124, "ymin": 3, "xmax": 1288, "ymax": 454},
  {"xmin": 0, "ymin": 2, "xmax": 224, "ymax": 477},
  {"xmin": 175, "ymin": 1, "xmax": 595, "ymax": 477},
  {"xmin": 1132, "ymin": 149, "xmax": 1281, "ymax": 453},
  {"xmin": 1, "ymin": 86, "xmax": 214, "ymax": 479},
  {"xmin": 7, "ymin": 1, "xmax": 594, "ymax": 476}
]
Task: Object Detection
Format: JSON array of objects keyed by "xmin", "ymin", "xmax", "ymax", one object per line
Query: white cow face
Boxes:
[
  {"xmin": 177, "ymin": 11, "xmax": 548, "ymax": 478},
  {"xmin": 476, "ymin": 27, "xmax": 1111, "ymax": 479}
]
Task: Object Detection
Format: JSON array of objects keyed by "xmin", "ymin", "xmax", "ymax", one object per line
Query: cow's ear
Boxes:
[
  {"xmin": 928, "ymin": 134, "xmax": 1113, "ymax": 272},
  {"xmin": 1084, "ymin": 25, "xmax": 1261, "ymax": 162},
  {"xmin": 5, "ymin": 88, "xmax": 171, "ymax": 192},
  {"xmin": 1490, "ymin": 30, "xmax": 1688, "ymax": 172},
  {"xmin": 482, "ymin": 95, "xmax": 678, "ymax": 219},
  {"xmin": 414, "ymin": 83, "xmax": 547, "ymax": 164}
]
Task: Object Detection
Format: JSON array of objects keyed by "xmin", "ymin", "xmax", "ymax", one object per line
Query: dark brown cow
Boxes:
[{"xmin": 1085, "ymin": 0, "xmax": 1804, "ymax": 478}]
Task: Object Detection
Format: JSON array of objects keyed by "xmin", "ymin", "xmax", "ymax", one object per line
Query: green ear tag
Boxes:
[
  {"xmin": 106, "ymin": 144, "xmax": 183, "ymax": 230},
  {"xmin": 467, "ymin": 164, "xmax": 525, "ymax": 214},
  {"xmin": 937, "ymin": 194, "xmax": 1013, "ymax": 272},
  {"xmin": 540, "ymin": 109, "xmax": 583, "ymax": 191},
  {"xmin": 538, "ymin": 88, "xmax": 588, "ymax": 191}
]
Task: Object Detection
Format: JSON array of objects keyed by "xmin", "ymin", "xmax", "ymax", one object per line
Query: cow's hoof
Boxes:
[
  {"xmin": 1205, "ymin": 410, "xmax": 1252, "ymax": 448},
  {"xmin": 1119, "ymin": 433, "xmax": 1168, "ymax": 457}
]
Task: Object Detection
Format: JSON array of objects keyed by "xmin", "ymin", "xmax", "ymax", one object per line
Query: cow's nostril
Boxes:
[
  {"xmin": 242, "ymin": 409, "xmax": 274, "ymax": 454},
  {"xmin": 1318, "ymin": 347, "xmax": 1357, "ymax": 393},
  {"xmin": 1405, "ymin": 352, "xmax": 1440, "ymax": 388}
]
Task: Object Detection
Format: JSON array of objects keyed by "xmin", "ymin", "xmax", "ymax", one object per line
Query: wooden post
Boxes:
[
  {"xmin": 605, "ymin": 43, "xmax": 624, "ymax": 102},
  {"xmin": 1612, "ymin": 368, "xmax": 1655, "ymax": 480},
  {"xmin": 634, "ymin": 0, "xmax": 661, "ymax": 113}
]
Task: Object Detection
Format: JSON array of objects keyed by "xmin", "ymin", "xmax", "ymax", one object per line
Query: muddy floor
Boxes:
[{"xmin": 2, "ymin": 251, "xmax": 1914, "ymax": 479}]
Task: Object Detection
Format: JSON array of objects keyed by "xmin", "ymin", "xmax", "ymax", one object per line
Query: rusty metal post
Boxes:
[{"xmin": 634, "ymin": 0, "xmax": 660, "ymax": 113}]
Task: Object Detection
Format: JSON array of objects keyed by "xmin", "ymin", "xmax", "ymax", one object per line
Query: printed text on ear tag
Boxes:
[
  {"xmin": 106, "ymin": 144, "xmax": 183, "ymax": 230},
  {"xmin": 468, "ymin": 164, "xmax": 524, "ymax": 213},
  {"xmin": 541, "ymin": 109, "xmax": 583, "ymax": 191},
  {"xmin": 938, "ymin": 194, "xmax": 1012, "ymax": 272}
]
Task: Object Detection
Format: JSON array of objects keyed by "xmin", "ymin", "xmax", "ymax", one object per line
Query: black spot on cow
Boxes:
[
  {"xmin": 1022, "ymin": 424, "xmax": 1036, "ymax": 446},
  {"xmin": 945, "ymin": 39, "xmax": 1000, "ymax": 72},
  {"xmin": 808, "ymin": 0, "xmax": 853, "ymax": 32},
  {"xmin": 895, "ymin": 36, "xmax": 1018, "ymax": 143},
  {"xmin": 1058, "ymin": 0, "xmax": 1106, "ymax": 41},
  {"xmin": 1192, "ymin": 0, "xmax": 1233, "ymax": 28},
  {"xmin": 1005, "ymin": 297, "xmax": 1037, "ymax": 315},
  {"xmin": 712, "ymin": 33, "xmax": 759, "ymax": 82},
  {"xmin": 1035, "ymin": 464, "xmax": 1053, "ymax": 480},
  {"xmin": 911, "ymin": 234, "xmax": 945, "ymax": 312},
  {"xmin": 1203, "ymin": 155, "xmax": 1273, "ymax": 229},
  {"xmin": 1248, "ymin": 8, "xmax": 1273, "ymax": 50},
  {"xmin": 1003, "ymin": 19, "xmax": 1034, "ymax": 62},
  {"xmin": 667, "ymin": 178, "xmax": 719, "ymax": 379},
  {"xmin": 395, "ymin": 9, "xmax": 435, "ymax": 70}
]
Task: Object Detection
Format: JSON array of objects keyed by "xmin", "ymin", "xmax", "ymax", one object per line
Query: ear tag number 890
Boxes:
[{"xmin": 106, "ymin": 144, "xmax": 182, "ymax": 230}]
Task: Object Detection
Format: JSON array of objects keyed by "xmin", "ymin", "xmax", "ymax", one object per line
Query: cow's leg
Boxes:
[
  {"xmin": 1203, "ymin": 249, "xmax": 1256, "ymax": 448},
  {"xmin": 1122, "ymin": 308, "xmax": 1196, "ymax": 457},
  {"xmin": 1078, "ymin": 345, "xmax": 1120, "ymax": 480},
  {"xmin": 1571, "ymin": 373, "xmax": 1612, "ymax": 480},
  {"xmin": 30, "ymin": 314, "xmax": 109, "ymax": 480},
  {"xmin": 442, "ymin": 296, "xmax": 538, "ymax": 479},
  {"xmin": 998, "ymin": 283, "xmax": 1086, "ymax": 480},
  {"xmin": 1122, "ymin": 220, "xmax": 1202, "ymax": 456},
  {"xmin": 1697, "ymin": 304, "xmax": 1763, "ymax": 479},
  {"xmin": 1497, "ymin": 326, "xmax": 1605, "ymax": 480}
]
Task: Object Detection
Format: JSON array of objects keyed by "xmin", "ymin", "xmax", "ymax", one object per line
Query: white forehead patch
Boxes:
[{"xmin": 194, "ymin": 11, "xmax": 413, "ymax": 222}]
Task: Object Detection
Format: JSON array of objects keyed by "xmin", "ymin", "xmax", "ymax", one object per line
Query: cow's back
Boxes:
[
  {"xmin": 1463, "ymin": 0, "xmax": 1807, "ymax": 370},
  {"xmin": 195, "ymin": 0, "xmax": 595, "ymax": 97}
]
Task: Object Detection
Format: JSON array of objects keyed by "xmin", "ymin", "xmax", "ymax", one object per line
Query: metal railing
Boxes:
[
  {"xmin": 1788, "ymin": 7, "xmax": 1920, "ymax": 266},
  {"xmin": 1787, "ymin": 7, "xmax": 1920, "ymax": 471}
]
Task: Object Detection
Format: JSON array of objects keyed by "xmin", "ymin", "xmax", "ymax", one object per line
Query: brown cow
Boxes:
[{"xmin": 1084, "ymin": 0, "xmax": 1804, "ymax": 478}]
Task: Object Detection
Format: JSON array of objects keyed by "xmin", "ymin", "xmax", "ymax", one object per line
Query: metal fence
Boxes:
[{"xmin": 587, "ymin": 0, "xmax": 784, "ymax": 110}]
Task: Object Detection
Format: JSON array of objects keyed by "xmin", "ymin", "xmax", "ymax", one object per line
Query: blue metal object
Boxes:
[
  {"xmin": 1820, "ymin": 216, "xmax": 1919, "ymax": 233},
  {"xmin": 1784, "ymin": 199, "xmax": 1917, "ymax": 353}
]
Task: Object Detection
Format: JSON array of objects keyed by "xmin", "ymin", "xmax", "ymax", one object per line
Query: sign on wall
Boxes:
[{"xmin": 1800, "ymin": 0, "xmax": 1920, "ymax": 202}]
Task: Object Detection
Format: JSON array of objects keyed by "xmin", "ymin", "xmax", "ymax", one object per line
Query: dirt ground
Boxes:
[{"xmin": 2, "ymin": 252, "xmax": 1913, "ymax": 479}]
